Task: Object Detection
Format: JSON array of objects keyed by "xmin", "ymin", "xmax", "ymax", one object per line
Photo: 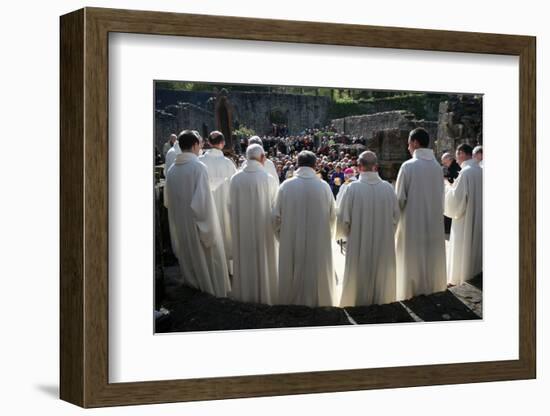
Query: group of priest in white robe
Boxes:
[{"xmin": 163, "ymin": 128, "xmax": 483, "ymax": 309}]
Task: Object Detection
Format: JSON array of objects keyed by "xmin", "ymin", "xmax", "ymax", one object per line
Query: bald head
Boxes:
[
  {"xmin": 246, "ymin": 143, "xmax": 265, "ymax": 163},
  {"xmin": 358, "ymin": 151, "xmax": 378, "ymax": 172}
]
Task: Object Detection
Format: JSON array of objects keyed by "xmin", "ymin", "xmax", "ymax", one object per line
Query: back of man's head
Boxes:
[
  {"xmin": 358, "ymin": 151, "xmax": 378, "ymax": 172},
  {"xmin": 409, "ymin": 127, "xmax": 430, "ymax": 148},
  {"xmin": 178, "ymin": 130, "xmax": 201, "ymax": 151},
  {"xmin": 297, "ymin": 150, "xmax": 316, "ymax": 169},
  {"xmin": 208, "ymin": 130, "xmax": 225, "ymax": 146},
  {"xmin": 246, "ymin": 143, "xmax": 264, "ymax": 161},
  {"xmin": 457, "ymin": 143, "xmax": 473, "ymax": 156},
  {"xmin": 248, "ymin": 136, "xmax": 263, "ymax": 147}
]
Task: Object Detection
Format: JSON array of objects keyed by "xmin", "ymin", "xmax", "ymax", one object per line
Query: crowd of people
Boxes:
[
  {"xmin": 161, "ymin": 127, "xmax": 483, "ymax": 308},
  {"xmin": 233, "ymin": 127, "xmax": 371, "ymax": 198}
]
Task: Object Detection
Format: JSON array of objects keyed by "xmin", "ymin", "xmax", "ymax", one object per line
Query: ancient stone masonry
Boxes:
[
  {"xmin": 154, "ymin": 103, "xmax": 214, "ymax": 152},
  {"xmin": 154, "ymin": 88, "xmax": 331, "ymax": 148},
  {"xmin": 435, "ymin": 95, "xmax": 483, "ymax": 157},
  {"xmin": 331, "ymin": 111, "xmax": 438, "ymax": 180},
  {"xmin": 154, "ymin": 87, "xmax": 482, "ymax": 181}
]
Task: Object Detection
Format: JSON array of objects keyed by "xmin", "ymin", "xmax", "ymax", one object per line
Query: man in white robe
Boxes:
[
  {"xmin": 473, "ymin": 145, "xmax": 483, "ymax": 168},
  {"xmin": 164, "ymin": 139, "xmax": 181, "ymax": 177},
  {"xmin": 229, "ymin": 144, "xmax": 279, "ymax": 304},
  {"xmin": 445, "ymin": 144, "xmax": 483, "ymax": 285},
  {"xmin": 273, "ymin": 150, "xmax": 336, "ymax": 307},
  {"xmin": 337, "ymin": 151, "xmax": 400, "ymax": 307},
  {"xmin": 162, "ymin": 133, "xmax": 177, "ymax": 158},
  {"xmin": 164, "ymin": 130, "xmax": 230, "ymax": 297},
  {"xmin": 395, "ymin": 128, "xmax": 447, "ymax": 300},
  {"xmin": 247, "ymin": 136, "xmax": 279, "ymax": 180},
  {"xmin": 163, "ymin": 137, "xmax": 181, "ymax": 254},
  {"xmin": 199, "ymin": 131, "xmax": 237, "ymax": 271}
]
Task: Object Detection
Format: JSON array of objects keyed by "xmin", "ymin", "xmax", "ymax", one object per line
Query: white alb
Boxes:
[
  {"xmin": 164, "ymin": 152, "xmax": 230, "ymax": 297},
  {"xmin": 395, "ymin": 148, "xmax": 447, "ymax": 300},
  {"xmin": 229, "ymin": 160, "xmax": 279, "ymax": 304},
  {"xmin": 444, "ymin": 159, "xmax": 483, "ymax": 285},
  {"xmin": 273, "ymin": 166, "xmax": 336, "ymax": 307},
  {"xmin": 337, "ymin": 171, "xmax": 400, "ymax": 307}
]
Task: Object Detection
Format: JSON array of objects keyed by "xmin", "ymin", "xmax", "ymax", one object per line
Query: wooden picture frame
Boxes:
[{"xmin": 60, "ymin": 7, "xmax": 536, "ymax": 408}]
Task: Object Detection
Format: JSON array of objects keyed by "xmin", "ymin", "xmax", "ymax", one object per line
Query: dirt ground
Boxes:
[{"xmin": 155, "ymin": 267, "xmax": 482, "ymax": 333}]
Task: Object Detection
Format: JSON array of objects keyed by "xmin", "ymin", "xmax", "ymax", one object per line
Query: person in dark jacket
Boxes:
[
  {"xmin": 441, "ymin": 152, "xmax": 461, "ymax": 184},
  {"xmin": 441, "ymin": 152, "xmax": 462, "ymax": 234}
]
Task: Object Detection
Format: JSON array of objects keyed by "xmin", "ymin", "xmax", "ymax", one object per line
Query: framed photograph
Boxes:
[{"xmin": 60, "ymin": 7, "xmax": 536, "ymax": 408}]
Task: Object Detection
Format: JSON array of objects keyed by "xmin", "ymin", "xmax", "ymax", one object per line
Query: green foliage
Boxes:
[
  {"xmin": 314, "ymin": 130, "xmax": 336, "ymax": 139},
  {"xmin": 233, "ymin": 125, "xmax": 256, "ymax": 138},
  {"xmin": 328, "ymin": 93, "xmax": 451, "ymax": 121}
]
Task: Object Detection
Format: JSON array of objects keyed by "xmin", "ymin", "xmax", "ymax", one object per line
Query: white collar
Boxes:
[
  {"xmin": 295, "ymin": 167, "xmax": 317, "ymax": 179},
  {"xmin": 204, "ymin": 148, "xmax": 224, "ymax": 157},
  {"xmin": 359, "ymin": 171, "xmax": 382, "ymax": 184},
  {"xmin": 243, "ymin": 159, "xmax": 264, "ymax": 172},
  {"xmin": 175, "ymin": 152, "xmax": 198, "ymax": 164},
  {"xmin": 413, "ymin": 148, "xmax": 435, "ymax": 161},
  {"xmin": 461, "ymin": 158, "xmax": 478, "ymax": 168}
]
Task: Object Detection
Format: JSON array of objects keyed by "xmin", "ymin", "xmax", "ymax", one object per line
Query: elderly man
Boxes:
[
  {"xmin": 445, "ymin": 144, "xmax": 483, "ymax": 286},
  {"xmin": 247, "ymin": 136, "xmax": 279, "ymax": 179},
  {"xmin": 162, "ymin": 133, "xmax": 177, "ymax": 158},
  {"xmin": 164, "ymin": 135, "xmax": 181, "ymax": 177},
  {"xmin": 395, "ymin": 128, "xmax": 447, "ymax": 300},
  {"xmin": 164, "ymin": 130, "xmax": 230, "ymax": 297},
  {"xmin": 441, "ymin": 152, "xmax": 462, "ymax": 184},
  {"xmin": 441, "ymin": 152, "xmax": 462, "ymax": 234},
  {"xmin": 199, "ymin": 131, "xmax": 237, "ymax": 272},
  {"xmin": 229, "ymin": 144, "xmax": 279, "ymax": 304},
  {"xmin": 337, "ymin": 151, "xmax": 400, "ymax": 307},
  {"xmin": 473, "ymin": 145, "xmax": 483, "ymax": 168},
  {"xmin": 273, "ymin": 150, "xmax": 336, "ymax": 307}
]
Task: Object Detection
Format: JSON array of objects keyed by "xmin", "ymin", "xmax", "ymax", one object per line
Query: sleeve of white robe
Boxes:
[
  {"xmin": 267, "ymin": 174, "xmax": 279, "ymax": 205},
  {"xmin": 163, "ymin": 180, "xmax": 169, "ymax": 209},
  {"xmin": 335, "ymin": 186, "xmax": 352, "ymax": 240},
  {"xmin": 391, "ymin": 186, "xmax": 400, "ymax": 232},
  {"xmin": 190, "ymin": 169, "xmax": 216, "ymax": 248},
  {"xmin": 444, "ymin": 172, "xmax": 468, "ymax": 220},
  {"xmin": 395, "ymin": 164, "xmax": 409, "ymax": 210}
]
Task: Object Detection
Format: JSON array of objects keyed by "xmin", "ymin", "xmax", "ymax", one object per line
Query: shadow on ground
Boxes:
[{"xmin": 157, "ymin": 274, "xmax": 482, "ymax": 333}]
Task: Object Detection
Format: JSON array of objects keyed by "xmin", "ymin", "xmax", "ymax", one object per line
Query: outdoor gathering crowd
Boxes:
[{"xmin": 162, "ymin": 127, "xmax": 483, "ymax": 308}]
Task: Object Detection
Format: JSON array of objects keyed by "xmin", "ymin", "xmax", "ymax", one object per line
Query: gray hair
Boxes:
[
  {"xmin": 297, "ymin": 150, "xmax": 317, "ymax": 168},
  {"xmin": 358, "ymin": 151, "xmax": 378, "ymax": 171},
  {"xmin": 248, "ymin": 136, "xmax": 263, "ymax": 146},
  {"xmin": 473, "ymin": 145, "xmax": 483, "ymax": 155},
  {"xmin": 246, "ymin": 143, "xmax": 265, "ymax": 161},
  {"xmin": 441, "ymin": 152, "xmax": 454, "ymax": 161}
]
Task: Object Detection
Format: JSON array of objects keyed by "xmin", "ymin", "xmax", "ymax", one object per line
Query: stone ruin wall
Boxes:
[
  {"xmin": 154, "ymin": 89, "xmax": 331, "ymax": 150},
  {"xmin": 155, "ymin": 103, "xmax": 215, "ymax": 152},
  {"xmin": 330, "ymin": 95, "xmax": 482, "ymax": 180},
  {"xmin": 435, "ymin": 95, "xmax": 483, "ymax": 157},
  {"xmin": 154, "ymin": 88, "xmax": 482, "ymax": 181},
  {"xmin": 331, "ymin": 111, "xmax": 438, "ymax": 180}
]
